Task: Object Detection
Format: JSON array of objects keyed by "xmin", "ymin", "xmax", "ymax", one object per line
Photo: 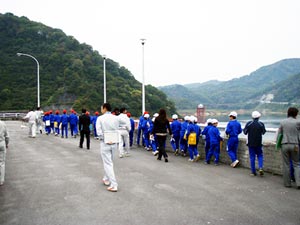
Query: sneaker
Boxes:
[
  {"xmin": 194, "ymin": 155, "xmax": 201, "ymax": 162},
  {"xmin": 102, "ymin": 179, "xmax": 110, "ymax": 186},
  {"xmin": 165, "ymin": 158, "xmax": 168, "ymax": 163},
  {"xmin": 119, "ymin": 154, "xmax": 124, "ymax": 158},
  {"xmin": 153, "ymin": 150, "xmax": 159, "ymax": 156},
  {"xmin": 214, "ymin": 163, "xmax": 219, "ymax": 166},
  {"xmin": 174, "ymin": 149, "xmax": 179, "ymax": 156},
  {"xmin": 259, "ymin": 169, "xmax": 264, "ymax": 176},
  {"xmin": 107, "ymin": 186, "xmax": 118, "ymax": 192},
  {"xmin": 125, "ymin": 152, "xmax": 130, "ymax": 157},
  {"xmin": 250, "ymin": 173, "xmax": 257, "ymax": 176},
  {"xmin": 232, "ymin": 160, "xmax": 239, "ymax": 168},
  {"xmin": 188, "ymin": 158, "xmax": 194, "ymax": 162}
]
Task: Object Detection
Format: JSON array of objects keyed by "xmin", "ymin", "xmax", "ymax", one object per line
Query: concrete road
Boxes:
[{"xmin": 0, "ymin": 121, "xmax": 299, "ymax": 225}]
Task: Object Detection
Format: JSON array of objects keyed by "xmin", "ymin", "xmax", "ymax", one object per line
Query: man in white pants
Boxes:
[
  {"xmin": 96, "ymin": 103, "xmax": 120, "ymax": 192},
  {"xmin": 23, "ymin": 108, "xmax": 37, "ymax": 138},
  {"xmin": 0, "ymin": 120, "xmax": 9, "ymax": 186},
  {"xmin": 118, "ymin": 107, "xmax": 131, "ymax": 158}
]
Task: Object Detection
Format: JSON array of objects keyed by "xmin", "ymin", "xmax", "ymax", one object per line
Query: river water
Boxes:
[{"xmin": 200, "ymin": 114, "xmax": 286, "ymax": 142}]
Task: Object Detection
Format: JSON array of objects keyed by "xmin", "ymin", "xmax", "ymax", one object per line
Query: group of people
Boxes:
[
  {"xmin": 136, "ymin": 108, "xmax": 300, "ymax": 190},
  {"xmin": 1, "ymin": 104, "xmax": 299, "ymax": 191}
]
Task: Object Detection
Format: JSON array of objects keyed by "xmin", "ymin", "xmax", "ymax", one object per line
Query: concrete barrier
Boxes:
[{"xmin": 199, "ymin": 138, "xmax": 283, "ymax": 175}]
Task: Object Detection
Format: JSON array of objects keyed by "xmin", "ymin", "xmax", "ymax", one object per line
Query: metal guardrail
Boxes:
[{"xmin": 0, "ymin": 112, "xmax": 26, "ymax": 120}]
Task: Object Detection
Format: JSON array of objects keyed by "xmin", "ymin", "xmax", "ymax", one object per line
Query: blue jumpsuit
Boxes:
[
  {"xmin": 137, "ymin": 115, "xmax": 145, "ymax": 146},
  {"xmin": 206, "ymin": 126, "xmax": 223, "ymax": 164},
  {"xmin": 54, "ymin": 113, "xmax": 61, "ymax": 135},
  {"xmin": 225, "ymin": 119, "xmax": 242, "ymax": 163},
  {"xmin": 171, "ymin": 119, "xmax": 181, "ymax": 151},
  {"xmin": 141, "ymin": 118, "xmax": 152, "ymax": 150},
  {"xmin": 49, "ymin": 112, "xmax": 55, "ymax": 134},
  {"xmin": 61, "ymin": 113, "xmax": 69, "ymax": 138},
  {"xmin": 180, "ymin": 120, "xmax": 189, "ymax": 155},
  {"xmin": 186, "ymin": 123, "xmax": 201, "ymax": 160},
  {"xmin": 69, "ymin": 113, "xmax": 78, "ymax": 137},
  {"xmin": 92, "ymin": 114, "xmax": 99, "ymax": 138},
  {"xmin": 43, "ymin": 113, "xmax": 51, "ymax": 135},
  {"xmin": 129, "ymin": 118, "xmax": 135, "ymax": 147},
  {"xmin": 202, "ymin": 124, "xmax": 212, "ymax": 161}
]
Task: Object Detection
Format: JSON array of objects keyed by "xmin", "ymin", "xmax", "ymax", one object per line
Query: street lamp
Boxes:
[
  {"xmin": 17, "ymin": 53, "xmax": 40, "ymax": 108},
  {"xmin": 103, "ymin": 55, "xmax": 107, "ymax": 103},
  {"xmin": 141, "ymin": 38, "xmax": 146, "ymax": 114}
]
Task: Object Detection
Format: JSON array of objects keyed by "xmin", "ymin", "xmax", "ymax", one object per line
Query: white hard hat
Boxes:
[
  {"xmin": 211, "ymin": 119, "xmax": 219, "ymax": 124},
  {"xmin": 153, "ymin": 113, "xmax": 159, "ymax": 117},
  {"xmin": 229, "ymin": 111, "xmax": 237, "ymax": 117},
  {"xmin": 144, "ymin": 113, "xmax": 150, "ymax": 118},
  {"xmin": 206, "ymin": 118, "xmax": 212, "ymax": 124},
  {"xmin": 189, "ymin": 116, "xmax": 196, "ymax": 122},
  {"xmin": 252, "ymin": 111, "xmax": 261, "ymax": 119},
  {"xmin": 184, "ymin": 116, "xmax": 189, "ymax": 121},
  {"xmin": 172, "ymin": 114, "xmax": 178, "ymax": 119}
]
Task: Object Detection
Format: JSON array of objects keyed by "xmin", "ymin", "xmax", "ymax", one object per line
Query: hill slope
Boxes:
[
  {"xmin": 0, "ymin": 13, "xmax": 176, "ymax": 116},
  {"xmin": 160, "ymin": 59, "xmax": 300, "ymax": 110}
]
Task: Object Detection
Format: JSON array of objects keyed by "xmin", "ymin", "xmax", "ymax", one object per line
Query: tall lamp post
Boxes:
[
  {"xmin": 141, "ymin": 38, "xmax": 146, "ymax": 114},
  {"xmin": 103, "ymin": 55, "xmax": 107, "ymax": 103},
  {"xmin": 17, "ymin": 52, "xmax": 40, "ymax": 108}
]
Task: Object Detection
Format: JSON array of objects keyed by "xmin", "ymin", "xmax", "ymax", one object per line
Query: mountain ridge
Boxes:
[{"xmin": 159, "ymin": 58, "xmax": 300, "ymax": 111}]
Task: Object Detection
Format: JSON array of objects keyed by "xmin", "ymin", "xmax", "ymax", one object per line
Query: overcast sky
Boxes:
[{"xmin": 2, "ymin": 0, "xmax": 300, "ymax": 87}]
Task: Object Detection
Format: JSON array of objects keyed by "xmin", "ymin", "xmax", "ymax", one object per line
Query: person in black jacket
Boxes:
[
  {"xmin": 151, "ymin": 109, "xmax": 172, "ymax": 162},
  {"xmin": 79, "ymin": 108, "xmax": 91, "ymax": 150},
  {"xmin": 243, "ymin": 111, "xmax": 266, "ymax": 176}
]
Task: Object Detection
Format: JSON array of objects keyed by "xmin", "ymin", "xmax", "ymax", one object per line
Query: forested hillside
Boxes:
[
  {"xmin": 160, "ymin": 59, "xmax": 300, "ymax": 110},
  {"xmin": 0, "ymin": 13, "xmax": 176, "ymax": 116}
]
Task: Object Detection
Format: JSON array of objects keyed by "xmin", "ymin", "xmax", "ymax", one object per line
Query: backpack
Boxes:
[{"xmin": 188, "ymin": 132, "xmax": 197, "ymax": 145}]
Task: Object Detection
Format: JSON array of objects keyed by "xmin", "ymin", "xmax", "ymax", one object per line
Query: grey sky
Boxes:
[{"xmin": 1, "ymin": 0, "xmax": 300, "ymax": 86}]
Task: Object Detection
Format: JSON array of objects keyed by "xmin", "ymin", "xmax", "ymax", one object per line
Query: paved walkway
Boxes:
[{"xmin": 0, "ymin": 121, "xmax": 299, "ymax": 225}]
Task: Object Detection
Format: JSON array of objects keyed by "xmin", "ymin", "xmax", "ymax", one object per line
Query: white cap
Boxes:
[
  {"xmin": 211, "ymin": 119, "xmax": 219, "ymax": 124},
  {"xmin": 229, "ymin": 111, "xmax": 237, "ymax": 117},
  {"xmin": 252, "ymin": 111, "xmax": 261, "ymax": 119},
  {"xmin": 172, "ymin": 114, "xmax": 178, "ymax": 119},
  {"xmin": 144, "ymin": 113, "xmax": 150, "ymax": 118},
  {"xmin": 153, "ymin": 113, "xmax": 159, "ymax": 117},
  {"xmin": 184, "ymin": 116, "xmax": 190, "ymax": 121}
]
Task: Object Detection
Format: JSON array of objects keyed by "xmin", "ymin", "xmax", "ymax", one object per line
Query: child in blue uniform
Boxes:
[
  {"xmin": 202, "ymin": 118, "xmax": 213, "ymax": 162},
  {"xmin": 171, "ymin": 114, "xmax": 181, "ymax": 155},
  {"xmin": 127, "ymin": 112, "xmax": 135, "ymax": 147},
  {"xmin": 186, "ymin": 116, "xmax": 201, "ymax": 162},
  {"xmin": 206, "ymin": 119, "xmax": 223, "ymax": 165},
  {"xmin": 54, "ymin": 110, "xmax": 61, "ymax": 136},
  {"xmin": 141, "ymin": 113, "xmax": 152, "ymax": 151},
  {"xmin": 180, "ymin": 116, "xmax": 189, "ymax": 156},
  {"xmin": 225, "ymin": 111, "xmax": 242, "ymax": 168},
  {"xmin": 61, "ymin": 109, "xmax": 69, "ymax": 138},
  {"xmin": 69, "ymin": 110, "xmax": 78, "ymax": 138}
]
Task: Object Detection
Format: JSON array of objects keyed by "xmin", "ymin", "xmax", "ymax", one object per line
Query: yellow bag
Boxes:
[
  {"xmin": 54, "ymin": 122, "xmax": 58, "ymax": 128},
  {"xmin": 188, "ymin": 132, "xmax": 197, "ymax": 145}
]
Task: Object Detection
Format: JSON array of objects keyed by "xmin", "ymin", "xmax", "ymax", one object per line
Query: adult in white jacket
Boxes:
[
  {"xmin": 0, "ymin": 120, "xmax": 9, "ymax": 186},
  {"xmin": 96, "ymin": 103, "xmax": 120, "ymax": 192},
  {"xmin": 118, "ymin": 107, "xmax": 131, "ymax": 158},
  {"xmin": 23, "ymin": 108, "xmax": 38, "ymax": 138}
]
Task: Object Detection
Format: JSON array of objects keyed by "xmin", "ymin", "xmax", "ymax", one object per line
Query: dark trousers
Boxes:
[
  {"xmin": 80, "ymin": 130, "xmax": 90, "ymax": 149},
  {"xmin": 157, "ymin": 135, "xmax": 168, "ymax": 159}
]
